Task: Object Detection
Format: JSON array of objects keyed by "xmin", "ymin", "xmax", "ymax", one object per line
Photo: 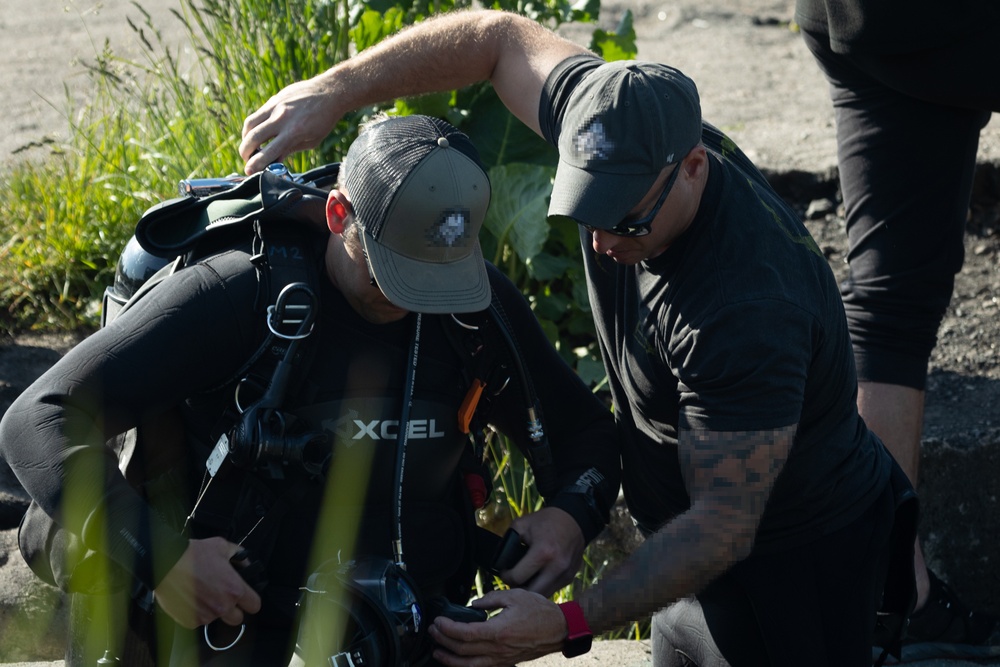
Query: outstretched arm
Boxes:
[{"xmin": 239, "ymin": 9, "xmax": 588, "ymax": 173}]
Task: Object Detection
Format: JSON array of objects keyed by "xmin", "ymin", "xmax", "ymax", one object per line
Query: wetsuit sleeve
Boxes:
[
  {"xmin": 0, "ymin": 253, "xmax": 261, "ymax": 588},
  {"xmin": 484, "ymin": 264, "xmax": 620, "ymax": 544}
]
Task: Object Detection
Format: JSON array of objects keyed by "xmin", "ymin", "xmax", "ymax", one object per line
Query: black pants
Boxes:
[
  {"xmin": 801, "ymin": 28, "xmax": 996, "ymax": 390},
  {"xmin": 653, "ymin": 479, "xmax": 897, "ymax": 667}
]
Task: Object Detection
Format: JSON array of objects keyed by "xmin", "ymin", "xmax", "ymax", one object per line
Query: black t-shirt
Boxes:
[
  {"xmin": 539, "ymin": 55, "xmax": 891, "ymax": 552},
  {"xmin": 0, "ymin": 239, "xmax": 619, "ymax": 603},
  {"xmin": 794, "ymin": 0, "xmax": 1000, "ymax": 54}
]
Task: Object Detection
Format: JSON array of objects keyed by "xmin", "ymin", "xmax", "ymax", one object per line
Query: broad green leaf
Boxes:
[
  {"xmin": 533, "ymin": 290, "xmax": 571, "ymax": 321},
  {"xmin": 590, "ymin": 9, "xmax": 637, "ymax": 61},
  {"xmin": 526, "ymin": 252, "xmax": 577, "ymax": 281},
  {"xmin": 462, "ymin": 88, "xmax": 557, "ymax": 168},
  {"xmin": 395, "ymin": 92, "xmax": 467, "ymax": 128},
  {"xmin": 483, "ymin": 163, "xmax": 555, "ymax": 263},
  {"xmin": 350, "ymin": 8, "xmax": 405, "ymax": 52},
  {"xmin": 574, "ymin": 355, "xmax": 607, "ymax": 387}
]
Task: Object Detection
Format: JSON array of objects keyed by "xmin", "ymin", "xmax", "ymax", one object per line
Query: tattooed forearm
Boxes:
[
  {"xmin": 579, "ymin": 424, "xmax": 796, "ymax": 634},
  {"xmin": 681, "ymin": 424, "xmax": 795, "ymax": 518}
]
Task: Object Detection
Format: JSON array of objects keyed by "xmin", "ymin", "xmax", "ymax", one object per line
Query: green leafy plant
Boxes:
[{"xmin": 2, "ymin": 0, "xmax": 637, "ymax": 358}]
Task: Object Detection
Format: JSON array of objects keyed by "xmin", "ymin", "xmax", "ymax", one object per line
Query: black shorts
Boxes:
[{"xmin": 801, "ymin": 28, "xmax": 994, "ymax": 389}]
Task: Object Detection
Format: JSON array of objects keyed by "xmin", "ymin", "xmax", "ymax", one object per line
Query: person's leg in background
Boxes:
[
  {"xmin": 802, "ymin": 28, "xmax": 998, "ymax": 646},
  {"xmin": 834, "ymin": 66, "xmax": 980, "ymax": 611}
]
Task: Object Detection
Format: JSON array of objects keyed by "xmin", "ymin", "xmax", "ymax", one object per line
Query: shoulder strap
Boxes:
[
  {"xmin": 218, "ymin": 218, "xmax": 324, "ymax": 399},
  {"xmin": 441, "ymin": 297, "xmax": 558, "ymax": 499}
]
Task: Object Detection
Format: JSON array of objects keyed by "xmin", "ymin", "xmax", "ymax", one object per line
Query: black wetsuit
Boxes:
[{"xmin": 0, "ymin": 239, "xmax": 619, "ymax": 666}]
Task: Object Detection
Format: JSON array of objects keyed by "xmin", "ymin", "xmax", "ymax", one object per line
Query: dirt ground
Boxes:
[{"xmin": 1, "ymin": 0, "xmax": 191, "ymax": 165}]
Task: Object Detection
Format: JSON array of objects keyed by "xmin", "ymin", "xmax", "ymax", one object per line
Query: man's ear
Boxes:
[
  {"xmin": 326, "ymin": 189, "xmax": 352, "ymax": 235},
  {"xmin": 683, "ymin": 145, "xmax": 709, "ymax": 178}
]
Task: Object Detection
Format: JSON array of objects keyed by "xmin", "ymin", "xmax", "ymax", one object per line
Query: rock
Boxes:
[
  {"xmin": 805, "ymin": 196, "xmax": 836, "ymax": 220},
  {"xmin": 0, "ymin": 529, "xmax": 66, "ymax": 663},
  {"xmin": 918, "ymin": 432, "xmax": 1000, "ymax": 617},
  {"xmin": 0, "ymin": 334, "xmax": 83, "ymax": 661},
  {"xmin": 0, "ymin": 490, "xmax": 28, "ymax": 534},
  {"xmin": 0, "ymin": 334, "xmax": 83, "ymax": 534}
]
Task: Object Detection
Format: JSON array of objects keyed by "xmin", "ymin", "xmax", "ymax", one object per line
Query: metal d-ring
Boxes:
[
  {"xmin": 267, "ymin": 282, "xmax": 318, "ymax": 341},
  {"xmin": 267, "ymin": 303, "xmax": 314, "ymax": 340}
]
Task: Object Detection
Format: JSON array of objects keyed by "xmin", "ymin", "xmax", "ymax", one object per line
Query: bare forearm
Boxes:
[
  {"xmin": 321, "ymin": 10, "xmax": 581, "ymax": 130},
  {"xmin": 318, "ymin": 12, "xmax": 498, "ymax": 112},
  {"xmin": 241, "ymin": 9, "xmax": 587, "ymax": 170}
]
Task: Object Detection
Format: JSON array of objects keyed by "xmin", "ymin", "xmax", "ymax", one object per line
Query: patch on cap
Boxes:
[
  {"xmin": 548, "ymin": 60, "xmax": 702, "ymax": 229},
  {"xmin": 343, "ymin": 115, "xmax": 493, "ymax": 313}
]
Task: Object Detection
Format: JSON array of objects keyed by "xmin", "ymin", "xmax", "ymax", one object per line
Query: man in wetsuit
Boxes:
[{"xmin": 0, "ymin": 114, "xmax": 619, "ymax": 666}]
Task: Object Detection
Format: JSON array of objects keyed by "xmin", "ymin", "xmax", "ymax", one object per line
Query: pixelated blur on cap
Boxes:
[
  {"xmin": 343, "ymin": 115, "xmax": 492, "ymax": 314},
  {"xmin": 548, "ymin": 60, "xmax": 702, "ymax": 229}
]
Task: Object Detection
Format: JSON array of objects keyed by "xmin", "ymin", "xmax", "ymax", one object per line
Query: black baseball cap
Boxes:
[
  {"xmin": 548, "ymin": 60, "xmax": 702, "ymax": 229},
  {"xmin": 343, "ymin": 115, "xmax": 492, "ymax": 314}
]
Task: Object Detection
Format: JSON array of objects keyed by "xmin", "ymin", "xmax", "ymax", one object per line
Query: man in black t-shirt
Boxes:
[
  {"xmin": 794, "ymin": 0, "xmax": 1000, "ymax": 654},
  {"xmin": 237, "ymin": 10, "xmax": 916, "ymax": 667},
  {"xmin": 0, "ymin": 115, "xmax": 620, "ymax": 666}
]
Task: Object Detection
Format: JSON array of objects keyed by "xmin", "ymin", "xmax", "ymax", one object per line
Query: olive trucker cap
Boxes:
[
  {"xmin": 343, "ymin": 115, "xmax": 492, "ymax": 314},
  {"xmin": 548, "ymin": 60, "xmax": 702, "ymax": 229}
]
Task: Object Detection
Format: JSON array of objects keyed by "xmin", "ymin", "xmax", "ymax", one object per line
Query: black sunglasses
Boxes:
[{"xmin": 582, "ymin": 163, "xmax": 681, "ymax": 237}]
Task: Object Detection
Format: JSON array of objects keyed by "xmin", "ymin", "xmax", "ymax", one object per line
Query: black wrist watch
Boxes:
[{"xmin": 557, "ymin": 601, "xmax": 593, "ymax": 658}]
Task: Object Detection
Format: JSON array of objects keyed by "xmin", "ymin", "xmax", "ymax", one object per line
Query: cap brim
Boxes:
[
  {"xmin": 547, "ymin": 159, "xmax": 660, "ymax": 230},
  {"xmin": 362, "ymin": 230, "xmax": 492, "ymax": 314}
]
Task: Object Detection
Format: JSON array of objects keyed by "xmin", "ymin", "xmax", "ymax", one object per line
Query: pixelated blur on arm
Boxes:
[{"xmin": 577, "ymin": 425, "xmax": 795, "ymax": 634}]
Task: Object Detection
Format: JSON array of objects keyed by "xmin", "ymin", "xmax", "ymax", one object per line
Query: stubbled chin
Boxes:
[
  {"xmin": 614, "ymin": 243, "xmax": 669, "ymax": 264},
  {"xmin": 381, "ymin": 308, "xmax": 409, "ymax": 323},
  {"xmin": 365, "ymin": 304, "xmax": 409, "ymax": 324},
  {"xmin": 607, "ymin": 251, "xmax": 641, "ymax": 265}
]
